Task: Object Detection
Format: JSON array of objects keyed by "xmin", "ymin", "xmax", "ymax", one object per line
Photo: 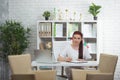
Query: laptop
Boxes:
[{"xmin": 35, "ymin": 49, "xmax": 58, "ymax": 64}]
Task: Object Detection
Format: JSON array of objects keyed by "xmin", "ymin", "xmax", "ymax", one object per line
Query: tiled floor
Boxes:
[
  {"xmin": 56, "ymin": 66, "xmax": 68, "ymax": 80},
  {"xmin": 56, "ymin": 76, "xmax": 67, "ymax": 80}
]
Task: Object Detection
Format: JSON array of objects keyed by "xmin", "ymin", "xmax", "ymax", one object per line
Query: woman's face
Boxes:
[{"xmin": 72, "ymin": 34, "xmax": 82, "ymax": 46}]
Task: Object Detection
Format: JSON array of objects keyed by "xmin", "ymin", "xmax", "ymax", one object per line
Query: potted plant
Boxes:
[
  {"xmin": 42, "ymin": 11, "xmax": 51, "ymax": 20},
  {"xmin": 0, "ymin": 20, "xmax": 31, "ymax": 61},
  {"xmin": 88, "ymin": 3, "xmax": 101, "ymax": 20}
]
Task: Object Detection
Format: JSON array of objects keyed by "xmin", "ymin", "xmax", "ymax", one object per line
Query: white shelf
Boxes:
[
  {"xmin": 40, "ymin": 36, "xmax": 52, "ymax": 38},
  {"xmin": 37, "ymin": 20, "xmax": 98, "ymax": 60},
  {"xmin": 37, "ymin": 20, "xmax": 97, "ymax": 23}
]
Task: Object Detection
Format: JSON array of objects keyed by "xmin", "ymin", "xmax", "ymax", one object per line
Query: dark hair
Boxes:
[{"xmin": 72, "ymin": 31, "xmax": 83, "ymax": 59}]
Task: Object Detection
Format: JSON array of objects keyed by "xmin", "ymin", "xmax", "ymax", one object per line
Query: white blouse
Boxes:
[{"xmin": 60, "ymin": 44, "xmax": 91, "ymax": 61}]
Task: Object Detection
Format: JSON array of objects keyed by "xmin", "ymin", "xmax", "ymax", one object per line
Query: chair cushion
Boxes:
[{"xmin": 86, "ymin": 73, "xmax": 113, "ymax": 80}]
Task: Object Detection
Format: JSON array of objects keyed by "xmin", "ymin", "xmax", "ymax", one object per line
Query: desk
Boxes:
[
  {"xmin": 32, "ymin": 61, "xmax": 98, "ymax": 70},
  {"xmin": 32, "ymin": 61, "xmax": 98, "ymax": 77}
]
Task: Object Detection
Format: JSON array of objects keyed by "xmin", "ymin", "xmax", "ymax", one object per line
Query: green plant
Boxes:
[
  {"xmin": 0, "ymin": 20, "xmax": 31, "ymax": 61},
  {"xmin": 42, "ymin": 11, "xmax": 51, "ymax": 18},
  {"xmin": 88, "ymin": 3, "xmax": 101, "ymax": 17}
]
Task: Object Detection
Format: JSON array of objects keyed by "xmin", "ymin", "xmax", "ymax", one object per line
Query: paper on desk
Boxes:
[{"xmin": 70, "ymin": 60, "xmax": 88, "ymax": 63}]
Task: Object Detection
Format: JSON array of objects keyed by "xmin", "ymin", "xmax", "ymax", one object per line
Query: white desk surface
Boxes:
[{"xmin": 32, "ymin": 61, "xmax": 98, "ymax": 67}]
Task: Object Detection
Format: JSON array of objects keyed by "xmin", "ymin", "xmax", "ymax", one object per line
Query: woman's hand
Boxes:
[
  {"xmin": 57, "ymin": 54, "xmax": 72, "ymax": 62},
  {"xmin": 65, "ymin": 57, "xmax": 72, "ymax": 62},
  {"xmin": 57, "ymin": 55, "xmax": 65, "ymax": 61},
  {"xmin": 77, "ymin": 59, "xmax": 85, "ymax": 61}
]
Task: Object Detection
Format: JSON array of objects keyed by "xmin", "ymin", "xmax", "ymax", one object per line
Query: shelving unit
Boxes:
[{"xmin": 37, "ymin": 20, "xmax": 98, "ymax": 61}]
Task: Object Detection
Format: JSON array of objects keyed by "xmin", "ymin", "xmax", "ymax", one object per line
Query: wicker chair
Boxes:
[
  {"xmin": 72, "ymin": 53, "xmax": 118, "ymax": 80},
  {"xmin": 8, "ymin": 54, "xmax": 56, "ymax": 80}
]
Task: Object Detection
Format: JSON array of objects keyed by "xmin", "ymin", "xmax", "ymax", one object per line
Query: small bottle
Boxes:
[
  {"xmin": 79, "ymin": 13, "xmax": 82, "ymax": 21},
  {"xmin": 53, "ymin": 8, "xmax": 56, "ymax": 20},
  {"xmin": 65, "ymin": 9, "xmax": 68, "ymax": 20}
]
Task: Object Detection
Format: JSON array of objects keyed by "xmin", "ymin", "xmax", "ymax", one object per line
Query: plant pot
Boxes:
[
  {"xmin": 45, "ymin": 17, "xmax": 49, "ymax": 20},
  {"xmin": 93, "ymin": 16, "xmax": 97, "ymax": 20},
  {"xmin": 0, "ymin": 59, "xmax": 11, "ymax": 80}
]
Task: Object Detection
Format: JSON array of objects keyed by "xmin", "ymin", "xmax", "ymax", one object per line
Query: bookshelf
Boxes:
[{"xmin": 37, "ymin": 20, "xmax": 98, "ymax": 60}]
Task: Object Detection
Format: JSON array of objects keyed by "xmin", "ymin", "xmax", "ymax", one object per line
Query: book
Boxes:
[
  {"xmin": 82, "ymin": 24, "xmax": 92, "ymax": 37},
  {"xmin": 68, "ymin": 23, "xmax": 79, "ymax": 37},
  {"xmin": 55, "ymin": 24, "xmax": 63, "ymax": 37},
  {"xmin": 39, "ymin": 23, "xmax": 52, "ymax": 37}
]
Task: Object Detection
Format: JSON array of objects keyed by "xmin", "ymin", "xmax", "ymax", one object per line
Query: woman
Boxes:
[{"xmin": 57, "ymin": 31, "xmax": 91, "ymax": 80}]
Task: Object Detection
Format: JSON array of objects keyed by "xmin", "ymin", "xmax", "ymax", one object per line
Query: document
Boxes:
[
  {"xmin": 70, "ymin": 60, "xmax": 88, "ymax": 63},
  {"xmin": 37, "ymin": 61, "xmax": 59, "ymax": 64}
]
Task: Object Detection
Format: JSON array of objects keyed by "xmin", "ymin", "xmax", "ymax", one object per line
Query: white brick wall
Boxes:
[{"xmin": 8, "ymin": 0, "xmax": 120, "ymax": 79}]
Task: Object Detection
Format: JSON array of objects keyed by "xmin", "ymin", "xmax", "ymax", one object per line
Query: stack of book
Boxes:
[{"xmin": 39, "ymin": 23, "xmax": 52, "ymax": 37}]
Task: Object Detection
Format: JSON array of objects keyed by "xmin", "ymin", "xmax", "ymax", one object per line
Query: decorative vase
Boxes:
[
  {"xmin": 0, "ymin": 59, "xmax": 11, "ymax": 80},
  {"xmin": 93, "ymin": 16, "xmax": 97, "ymax": 20},
  {"xmin": 45, "ymin": 17, "xmax": 49, "ymax": 20}
]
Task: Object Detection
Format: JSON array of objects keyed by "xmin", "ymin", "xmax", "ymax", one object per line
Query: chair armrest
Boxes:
[
  {"xmin": 72, "ymin": 69, "xmax": 99, "ymax": 80},
  {"xmin": 86, "ymin": 73, "xmax": 113, "ymax": 80},
  {"xmin": 33, "ymin": 70, "xmax": 56, "ymax": 80},
  {"xmin": 11, "ymin": 74, "xmax": 35, "ymax": 80}
]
